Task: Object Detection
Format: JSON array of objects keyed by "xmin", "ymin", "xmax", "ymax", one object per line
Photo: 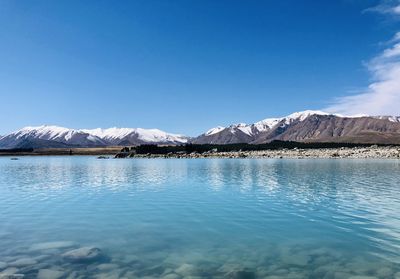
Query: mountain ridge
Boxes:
[
  {"xmin": 0, "ymin": 125, "xmax": 188, "ymax": 149},
  {"xmin": 192, "ymin": 110, "xmax": 400, "ymax": 145},
  {"xmin": 2, "ymin": 110, "xmax": 400, "ymax": 148}
]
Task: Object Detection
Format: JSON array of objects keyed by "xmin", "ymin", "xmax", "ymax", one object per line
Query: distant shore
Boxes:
[
  {"xmin": 0, "ymin": 147, "xmax": 122, "ymax": 156},
  {"xmin": 123, "ymin": 146, "xmax": 400, "ymax": 159},
  {"xmin": 1, "ymin": 146, "xmax": 400, "ymax": 159}
]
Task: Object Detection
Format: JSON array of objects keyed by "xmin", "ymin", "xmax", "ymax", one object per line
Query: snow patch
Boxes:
[
  {"xmin": 205, "ymin": 126, "xmax": 225, "ymax": 136},
  {"xmin": 373, "ymin": 116, "xmax": 400, "ymax": 122},
  {"xmin": 235, "ymin": 125, "xmax": 252, "ymax": 136}
]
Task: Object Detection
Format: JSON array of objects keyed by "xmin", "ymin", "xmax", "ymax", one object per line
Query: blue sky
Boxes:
[{"xmin": 1, "ymin": 0, "xmax": 400, "ymax": 136}]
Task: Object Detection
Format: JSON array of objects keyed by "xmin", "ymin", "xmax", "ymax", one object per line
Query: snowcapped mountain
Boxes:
[
  {"xmin": 253, "ymin": 110, "xmax": 335, "ymax": 134},
  {"xmin": 192, "ymin": 110, "xmax": 400, "ymax": 144},
  {"xmin": 193, "ymin": 110, "xmax": 334, "ymax": 144},
  {"xmin": 81, "ymin": 127, "xmax": 188, "ymax": 145},
  {"xmin": 2, "ymin": 110, "xmax": 400, "ymax": 149},
  {"xmin": 0, "ymin": 125, "xmax": 188, "ymax": 149}
]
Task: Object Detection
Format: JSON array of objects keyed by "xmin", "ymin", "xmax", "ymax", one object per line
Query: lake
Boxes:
[{"xmin": 0, "ymin": 157, "xmax": 399, "ymax": 278}]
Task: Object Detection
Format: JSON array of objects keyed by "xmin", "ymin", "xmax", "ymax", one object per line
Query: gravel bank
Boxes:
[{"xmin": 124, "ymin": 146, "xmax": 400, "ymax": 159}]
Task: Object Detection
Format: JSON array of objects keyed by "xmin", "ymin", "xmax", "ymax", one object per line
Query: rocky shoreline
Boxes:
[{"xmin": 116, "ymin": 146, "xmax": 400, "ymax": 159}]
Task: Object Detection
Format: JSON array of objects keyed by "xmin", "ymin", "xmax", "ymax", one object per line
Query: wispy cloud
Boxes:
[
  {"xmin": 325, "ymin": 1, "xmax": 400, "ymax": 116},
  {"xmin": 364, "ymin": 0, "xmax": 400, "ymax": 15}
]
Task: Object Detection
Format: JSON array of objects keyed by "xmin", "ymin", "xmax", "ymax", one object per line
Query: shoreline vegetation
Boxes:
[{"xmin": 2, "ymin": 141, "xmax": 399, "ymax": 159}]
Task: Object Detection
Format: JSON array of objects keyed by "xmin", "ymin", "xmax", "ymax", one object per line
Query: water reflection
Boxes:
[{"xmin": 0, "ymin": 157, "xmax": 399, "ymax": 277}]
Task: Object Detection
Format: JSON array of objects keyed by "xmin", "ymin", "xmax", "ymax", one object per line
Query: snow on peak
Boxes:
[
  {"xmin": 19, "ymin": 125, "xmax": 69, "ymax": 133},
  {"xmin": 15, "ymin": 125, "xmax": 74, "ymax": 140},
  {"xmin": 82, "ymin": 127, "xmax": 136, "ymax": 140},
  {"xmin": 388, "ymin": 116, "xmax": 400, "ymax": 122},
  {"xmin": 253, "ymin": 111, "xmax": 331, "ymax": 132},
  {"xmin": 285, "ymin": 110, "xmax": 330, "ymax": 121},
  {"xmin": 233, "ymin": 124, "xmax": 252, "ymax": 136},
  {"xmin": 134, "ymin": 128, "xmax": 188, "ymax": 143},
  {"xmin": 202, "ymin": 111, "xmax": 338, "ymax": 137},
  {"xmin": 7, "ymin": 125, "xmax": 188, "ymax": 145},
  {"xmin": 231, "ymin": 123, "xmax": 247, "ymax": 127},
  {"xmin": 254, "ymin": 118, "xmax": 281, "ymax": 130},
  {"xmin": 81, "ymin": 127, "xmax": 187, "ymax": 142},
  {"xmin": 82, "ymin": 127, "xmax": 188, "ymax": 143},
  {"xmin": 205, "ymin": 126, "xmax": 225, "ymax": 136},
  {"xmin": 373, "ymin": 115, "xmax": 400, "ymax": 122}
]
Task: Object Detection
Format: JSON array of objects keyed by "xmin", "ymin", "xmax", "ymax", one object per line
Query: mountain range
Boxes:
[
  {"xmin": 193, "ymin": 110, "xmax": 400, "ymax": 145},
  {"xmin": 0, "ymin": 126, "xmax": 188, "ymax": 149},
  {"xmin": 1, "ymin": 110, "xmax": 400, "ymax": 149}
]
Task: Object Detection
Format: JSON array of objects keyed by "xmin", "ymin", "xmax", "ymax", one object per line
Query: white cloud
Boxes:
[
  {"xmin": 325, "ymin": 2, "xmax": 400, "ymax": 116},
  {"xmin": 365, "ymin": 1, "xmax": 400, "ymax": 16},
  {"xmin": 394, "ymin": 5, "xmax": 400, "ymax": 14},
  {"xmin": 392, "ymin": 31, "xmax": 400, "ymax": 41}
]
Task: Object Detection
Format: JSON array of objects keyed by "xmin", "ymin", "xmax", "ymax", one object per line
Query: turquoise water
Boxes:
[{"xmin": 0, "ymin": 157, "xmax": 400, "ymax": 278}]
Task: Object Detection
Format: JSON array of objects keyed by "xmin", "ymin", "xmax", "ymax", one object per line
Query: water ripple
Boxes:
[{"xmin": 0, "ymin": 157, "xmax": 399, "ymax": 277}]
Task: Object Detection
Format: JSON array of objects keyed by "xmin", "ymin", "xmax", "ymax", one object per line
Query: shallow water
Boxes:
[{"xmin": 0, "ymin": 157, "xmax": 400, "ymax": 278}]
